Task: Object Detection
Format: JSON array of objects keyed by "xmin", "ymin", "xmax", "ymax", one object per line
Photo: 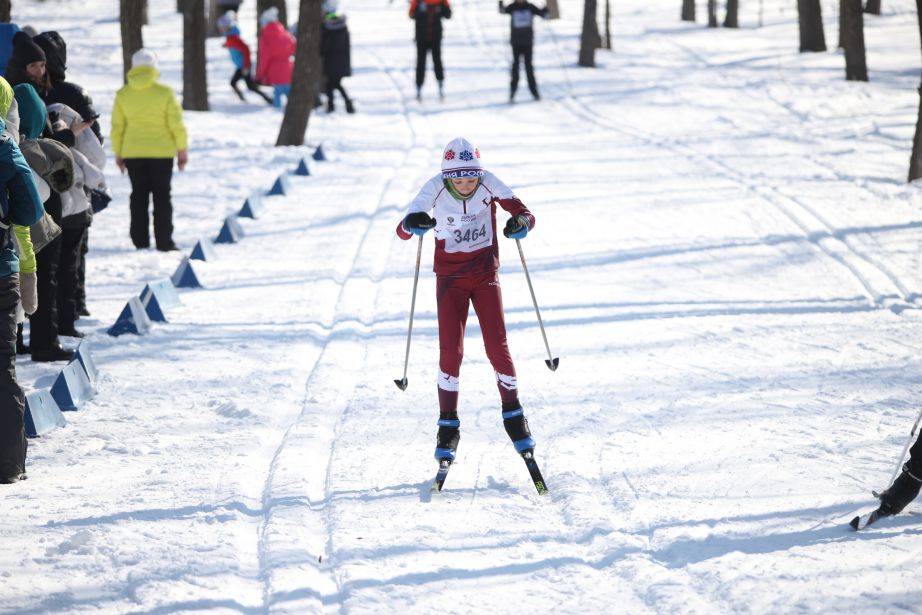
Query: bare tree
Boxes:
[
  {"xmin": 603, "ymin": 0, "xmax": 612, "ymax": 49},
  {"xmin": 842, "ymin": 0, "xmax": 868, "ymax": 80},
  {"xmin": 277, "ymin": 0, "xmax": 322, "ymax": 146},
  {"xmin": 183, "ymin": 0, "xmax": 210, "ymax": 110},
  {"xmin": 681, "ymin": 0, "xmax": 695, "ymax": 21},
  {"xmin": 546, "ymin": 0, "xmax": 560, "ymax": 19},
  {"xmin": 708, "ymin": 0, "xmax": 718, "ymax": 26},
  {"xmin": 798, "ymin": 0, "xmax": 827, "ymax": 52},
  {"xmin": 579, "ymin": 0, "xmax": 599, "ymax": 66},
  {"xmin": 838, "ymin": 0, "xmax": 845, "ymax": 47},
  {"xmin": 723, "ymin": 0, "xmax": 739, "ymax": 26},
  {"xmin": 864, "ymin": 0, "xmax": 881, "ymax": 14},
  {"xmin": 120, "ymin": 0, "xmax": 145, "ymax": 81},
  {"xmin": 0, "ymin": 1, "xmax": 11, "ymax": 22},
  {"xmin": 908, "ymin": 0, "xmax": 922, "ymax": 181}
]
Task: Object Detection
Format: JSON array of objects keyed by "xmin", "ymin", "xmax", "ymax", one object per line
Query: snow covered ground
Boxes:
[{"xmin": 1, "ymin": 0, "xmax": 921, "ymax": 612}]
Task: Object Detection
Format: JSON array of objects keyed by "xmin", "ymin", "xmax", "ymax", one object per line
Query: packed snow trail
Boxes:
[{"xmin": 1, "ymin": 0, "xmax": 922, "ymax": 612}]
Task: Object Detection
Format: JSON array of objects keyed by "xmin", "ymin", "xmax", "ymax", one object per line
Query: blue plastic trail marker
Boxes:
[{"xmin": 108, "ymin": 296, "xmax": 153, "ymax": 336}]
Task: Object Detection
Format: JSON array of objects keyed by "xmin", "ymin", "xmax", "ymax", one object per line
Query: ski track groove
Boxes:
[
  {"xmin": 256, "ymin": 50, "xmax": 435, "ymax": 612},
  {"xmin": 544, "ymin": 23, "xmax": 917, "ymax": 313}
]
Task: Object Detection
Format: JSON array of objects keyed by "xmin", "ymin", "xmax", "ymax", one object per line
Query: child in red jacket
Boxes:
[
  {"xmin": 396, "ymin": 137, "xmax": 537, "ymax": 467},
  {"xmin": 217, "ymin": 12, "xmax": 272, "ymax": 105}
]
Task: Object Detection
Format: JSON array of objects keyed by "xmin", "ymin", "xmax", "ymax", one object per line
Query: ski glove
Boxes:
[
  {"xmin": 404, "ymin": 212, "xmax": 436, "ymax": 236},
  {"xmin": 20, "ymin": 272, "xmax": 37, "ymax": 315},
  {"xmin": 503, "ymin": 215, "xmax": 529, "ymax": 239}
]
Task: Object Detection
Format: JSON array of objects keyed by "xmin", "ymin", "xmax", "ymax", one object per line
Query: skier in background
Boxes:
[
  {"xmin": 409, "ymin": 0, "xmax": 451, "ymax": 101},
  {"xmin": 498, "ymin": 0, "xmax": 547, "ymax": 102},
  {"xmin": 217, "ymin": 12, "xmax": 273, "ymax": 105},
  {"xmin": 395, "ymin": 137, "xmax": 538, "ymax": 468}
]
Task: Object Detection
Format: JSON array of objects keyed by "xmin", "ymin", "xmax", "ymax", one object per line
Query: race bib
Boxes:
[
  {"xmin": 512, "ymin": 10, "xmax": 534, "ymax": 29},
  {"xmin": 441, "ymin": 208, "xmax": 493, "ymax": 254}
]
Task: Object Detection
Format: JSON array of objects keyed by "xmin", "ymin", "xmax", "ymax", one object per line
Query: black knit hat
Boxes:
[{"xmin": 12, "ymin": 31, "xmax": 46, "ymax": 65}]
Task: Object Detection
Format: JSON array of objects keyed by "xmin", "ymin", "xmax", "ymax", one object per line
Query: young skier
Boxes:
[
  {"xmin": 498, "ymin": 0, "xmax": 548, "ymax": 101},
  {"xmin": 395, "ymin": 137, "xmax": 542, "ymax": 491},
  {"xmin": 409, "ymin": 0, "xmax": 451, "ymax": 101},
  {"xmin": 217, "ymin": 12, "xmax": 273, "ymax": 105}
]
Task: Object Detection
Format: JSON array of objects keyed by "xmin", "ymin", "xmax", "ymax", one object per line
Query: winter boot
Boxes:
[
  {"xmin": 344, "ymin": 98, "xmax": 355, "ymax": 114},
  {"xmin": 502, "ymin": 403, "xmax": 535, "ymax": 454},
  {"xmin": 15, "ymin": 324, "xmax": 27, "ymax": 355},
  {"xmin": 416, "ymin": 86, "xmax": 422, "ymax": 102},
  {"xmin": 327, "ymin": 98, "xmax": 335, "ymax": 113},
  {"xmin": 438, "ymin": 81, "xmax": 445, "ymax": 101},
  {"xmin": 435, "ymin": 417, "xmax": 460, "ymax": 462},
  {"xmin": 879, "ymin": 464, "xmax": 922, "ymax": 516}
]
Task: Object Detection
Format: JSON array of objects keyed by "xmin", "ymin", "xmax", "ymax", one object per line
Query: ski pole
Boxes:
[
  {"xmin": 516, "ymin": 239, "xmax": 559, "ymax": 371},
  {"xmin": 877, "ymin": 407, "xmax": 922, "ymax": 495},
  {"xmin": 395, "ymin": 235, "xmax": 424, "ymax": 390}
]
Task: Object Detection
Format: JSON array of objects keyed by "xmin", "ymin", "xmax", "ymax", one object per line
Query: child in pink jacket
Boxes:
[{"xmin": 256, "ymin": 8, "xmax": 295, "ymax": 108}]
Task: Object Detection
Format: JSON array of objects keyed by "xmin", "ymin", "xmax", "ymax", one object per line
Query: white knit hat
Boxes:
[
  {"xmin": 131, "ymin": 48, "xmax": 158, "ymax": 69},
  {"xmin": 441, "ymin": 137, "xmax": 483, "ymax": 179},
  {"xmin": 260, "ymin": 7, "xmax": 279, "ymax": 26}
]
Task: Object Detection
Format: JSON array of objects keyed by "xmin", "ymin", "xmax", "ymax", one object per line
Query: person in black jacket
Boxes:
[
  {"xmin": 499, "ymin": 0, "xmax": 548, "ymax": 101},
  {"xmin": 321, "ymin": 1, "xmax": 354, "ymax": 113},
  {"xmin": 33, "ymin": 31, "xmax": 98, "ymax": 321},
  {"xmin": 409, "ymin": 0, "xmax": 451, "ymax": 101}
]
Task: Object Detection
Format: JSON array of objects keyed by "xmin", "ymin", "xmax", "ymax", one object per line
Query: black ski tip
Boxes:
[
  {"xmin": 849, "ymin": 515, "xmax": 860, "ymax": 530},
  {"xmin": 545, "ymin": 357, "xmax": 559, "ymax": 371},
  {"xmin": 394, "ymin": 378, "xmax": 408, "ymax": 391}
]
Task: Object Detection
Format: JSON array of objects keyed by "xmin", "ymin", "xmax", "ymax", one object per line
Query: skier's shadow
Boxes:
[{"xmin": 418, "ymin": 477, "xmax": 518, "ymax": 503}]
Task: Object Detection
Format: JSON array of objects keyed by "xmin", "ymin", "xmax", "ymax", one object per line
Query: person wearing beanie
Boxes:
[
  {"xmin": 256, "ymin": 8, "xmax": 295, "ymax": 108},
  {"xmin": 0, "ymin": 98, "xmax": 46, "ymax": 484},
  {"xmin": 111, "ymin": 48, "xmax": 188, "ymax": 252},
  {"xmin": 498, "ymin": 0, "xmax": 548, "ymax": 101},
  {"xmin": 409, "ymin": 0, "xmax": 451, "ymax": 101},
  {"xmin": 4, "ymin": 31, "xmax": 49, "ymax": 94},
  {"xmin": 321, "ymin": 1, "xmax": 354, "ymax": 113},
  {"xmin": 217, "ymin": 12, "xmax": 273, "ymax": 105},
  {"xmin": 394, "ymin": 137, "xmax": 539, "ymax": 476}
]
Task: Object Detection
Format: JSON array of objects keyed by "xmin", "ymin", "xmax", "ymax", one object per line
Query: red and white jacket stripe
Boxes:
[{"xmin": 396, "ymin": 172, "xmax": 535, "ymax": 277}]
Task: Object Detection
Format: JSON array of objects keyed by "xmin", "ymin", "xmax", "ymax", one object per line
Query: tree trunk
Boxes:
[
  {"xmin": 142, "ymin": 0, "xmax": 149, "ymax": 25},
  {"xmin": 578, "ymin": 0, "xmax": 599, "ymax": 66},
  {"xmin": 208, "ymin": 0, "xmax": 221, "ymax": 36},
  {"xmin": 120, "ymin": 0, "xmax": 145, "ymax": 81},
  {"xmin": 842, "ymin": 0, "xmax": 868, "ymax": 81},
  {"xmin": 177, "ymin": 0, "xmax": 185, "ymax": 12},
  {"xmin": 277, "ymin": 0, "xmax": 322, "ymax": 146},
  {"xmin": 708, "ymin": 0, "xmax": 717, "ymax": 26},
  {"xmin": 864, "ymin": 0, "xmax": 881, "ymax": 14},
  {"xmin": 603, "ymin": 0, "xmax": 612, "ymax": 49},
  {"xmin": 183, "ymin": 0, "xmax": 210, "ymax": 110},
  {"xmin": 546, "ymin": 0, "xmax": 560, "ymax": 19},
  {"xmin": 0, "ymin": 1, "xmax": 11, "ymax": 23},
  {"xmin": 838, "ymin": 0, "xmax": 845, "ymax": 47},
  {"xmin": 797, "ymin": 0, "xmax": 827, "ymax": 52},
  {"xmin": 681, "ymin": 0, "xmax": 695, "ymax": 21},
  {"xmin": 908, "ymin": 0, "xmax": 922, "ymax": 181},
  {"xmin": 723, "ymin": 0, "xmax": 739, "ymax": 27}
]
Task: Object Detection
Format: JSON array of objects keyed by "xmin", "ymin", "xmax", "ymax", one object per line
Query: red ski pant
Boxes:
[{"xmin": 436, "ymin": 272, "xmax": 519, "ymax": 417}]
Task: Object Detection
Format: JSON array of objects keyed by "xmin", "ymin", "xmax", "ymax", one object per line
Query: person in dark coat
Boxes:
[
  {"xmin": 0, "ymin": 111, "xmax": 46, "ymax": 484},
  {"xmin": 499, "ymin": 0, "xmax": 548, "ymax": 101},
  {"xmin": 409, "ymin": 0, "xmax": 451, "ymax": 101},
  {"xmin": 321, "ymin": 0, "xmax": 354, "ymax": 113},
  {"xmin": 33, "ymin": 31, "xmax": 99, "ymax": 320}
]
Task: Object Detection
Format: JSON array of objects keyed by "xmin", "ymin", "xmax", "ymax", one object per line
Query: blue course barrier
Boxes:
[
  {"xmin": 266, "ymin": 175, "xmax": 290, "ymax": 196},
  {"xmin": 75, "ymin": 342, "xmax": 98, "ymax": 387},
  {"xmin": 293, "ymin": 159, "xmax": 310, "ymax": 176},
  {"xmin": 24, "ymin": 390, "xmax": 66, "ymax": 437},
  {"xmin": 190, "ymin": 239, "xmax": 217, "ymax": 262},
  {"xmin": 312, "ymin": 144, "xmax": 326, "ymax": 161},
  {"xmin": 108, "ymin": 296, "xmax": 153, "ymax": 337},
  {"xmin": 215, "ymin": 215, "xmax": 245, "ymax": 244},
  {"xmin": 172, "ymin": 258, "xmax": 203, "ymax": 289},
  {"xmin": 140, "ymin": 279, "xmax": 181, "ymax": 322},
  {"xmin": 50, "ymin": 361, "xmax": 95, "ymax": 411},
  {"xmin": 238, "ymin": 195, "xmax": 264, "ymax": 219}
]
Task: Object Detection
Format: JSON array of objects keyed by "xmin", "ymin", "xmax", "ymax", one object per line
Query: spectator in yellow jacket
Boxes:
[{"xmin": 110, "ymin": 48, "xmax": 187, "ymax": 251}]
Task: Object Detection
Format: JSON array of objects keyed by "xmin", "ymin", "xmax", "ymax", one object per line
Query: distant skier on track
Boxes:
[
  {"xmin": 395, "ymin": 137, "xmax": 546, "ymax": 494},
  {"xmin": 498, "ymin": 0, "xmax": 548, "ymax": 102},
  {"xmin": 409, "ymin": 0, "xmax": 451, "ymax": 101}
]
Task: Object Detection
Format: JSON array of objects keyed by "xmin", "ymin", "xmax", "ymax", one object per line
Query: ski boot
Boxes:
[
  {"xmin": 416, "ymin": 86, "xmax": 422, "ymax": 102},
  {"xmin": 879, "ymin": 464, "xmax": 922, "ymax": 516},
  {"xmin": 503, "ymin": 403, "xmax": 548, "ymax": 494},
  {"xmin": 438, "ymin": 81, "xmax": 445, "ymax": 101},
  {"xmin": 431, "ymin": 417, "xmax": 460, "ymax": 493}
]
